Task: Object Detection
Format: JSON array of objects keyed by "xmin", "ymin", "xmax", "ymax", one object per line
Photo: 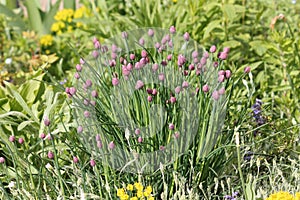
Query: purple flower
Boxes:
[
  {"xmin": 73, "ymin": 156, "xmax": 79, "ymax": 163},
  {"xmin": 44, "ymin": 117, "xmax": 50, "ymax": 126},
  {"xmin": 138, "ymin": 137, "xmax": 143, "ymax": 143},
  {"xmin": 244, "ymin": 66, "xmax": 251, "ymax": 73},
  {"xmin": 158, "ymin": 73, "xmax": 165, "ymax": 81},
  {"xmin": 147, "ymin": 96, "xmax": 153, "ymax": 102},
  {"xmin": 223, "ymin": 47, "xmax": 230, "ymax": 54},
  {"xmin": 189, "ymin": 64, "xmax": 195, "ymax": 71},
  {"xmin": 84, "ymin": 111, "xmax": 90, "ymax": 118},
  {"xmin": 91, "ymin": 90, "xmax": 98, "ymax": 98},
  {"xmin": 169, "ymin": 26, "xmax": 176, "ymax": 34},
  {"xmin": 210, "ymin": 45, "xmax": 217, "ymax": 53},
  {"xmin": 152, "ymin": 89, "xmax": 158, "ymax": 96},
  {"xmin": 74, "ymin": 72, "xmax": 80, "ymax": 79},
  {"xmin": 141, "ymin": 50, "xmax": 147, "ymax": 58},
  {"xmin": 69, "ymin": 87, "xmax": 77, "ymax": 96},
  {"xmin": 80, "ymin": 58, "xmax": 85, "ymax": 65},
  {"xmin": 121, "ymin": 31, "xmax": 128, "ymax": 39},
  {"xmin": 90, "ymin": 159, "xmax": 96, "ymax": 167},
  {"xmin": 212, "ymin": 91, "xmax": 219, "ymax": 100},
  {"xmin": 218, "ymin": 75, "xmax": 225, "ymax": 83},
  {"xmin": 175, "ymin": 86, "xmax": 181, "ymax": 94},
  {"xmin": 135, "ymin": 80, "xmax": 144, "ymax": 90},
  {"xmin": 94, "ymin": 40, "xmax": 101, "ymax": 49},
  {"xmin": 48, "ymin": 151, "xmax": 54, "ymax": 159},
  {"xmin": 225, "ymin": 70, "xmax": 231, "ymax": 78},
  {"xmin": 182, "ymin": 81, "xmax": 189, "ymax": 88},
  {"xmin": 202, "ymin": 84, "xmax": 209, "ymax": 93},
  {"xmin": 77, "ymin": 126, "xmax": 83, "ymax": 133},
  {"xmin": 218, "ymin": 87, "xmax": 225, "ymax": 95},
  {"xmin": 18, "ymin": 138, "xmax": 24, "ymax": 144},
  {"xmin": 169, "ymin": 123, "xmax": 175, "ymax": 130},
  {"xmin": 92, "ymin": 50, "xmax": 99, "ymax": 58},
  {"xmin": 85, "ymin": 80, "xmax": 92, "ymax": 88},
  {"xmin": 183, "ymin": 32, "xmax": 190, "ymax": 41},
  {"xmin": 148, "ymin": 29, "xmax": 154, "ymax": 37},
  {"xmin": 152, "ymin": 63, "xmax": 159, "ymax": 71},
  {"xmin": 130, "ymin": 53, "xmax": 135, "ymax": 60},
  {"xmin": 112, "ymin": 77, "xmax": 119, "ymax": 86},
  {"xmin": 76, "ymin": 64, "xmax": 82, "ymax": 72},
  {"xmin": 170, "ymin": 96, "xmax": 176, "ymax": 103},
  {"xmin": 139, "ymin": 38, "xmax": 145, "ymax": 45},
  {"xmin": 192, "ymin": 51, "xmax": 198, "ymax": 58},
  {"xmin": 9, "ymin": 135, "xmax": 15, "ymax": 142},
  {"xmin": 40, "ymin": 133, "xmax": 46, "ymax": 139},
  {"xmin": 200, "ymin": 57, "xmax": 207, "ymax": 65},
  {"xmin": 0, "ymin": 157, "xmax": 5, "ymax": 164},
  {"xmin": 219, "ymin": 52, "xmax": 228, "ymax": 60},
  {"xmin": 177, "ymin": 54, "xmax": 186, "ymax": 66},
  {"xmin": 108, "ymin": 141, "xmax": 115, "ymax": 150},
  {"xmin": 135, "ymin": 129, "xmax": 141, "ymax": 135}
]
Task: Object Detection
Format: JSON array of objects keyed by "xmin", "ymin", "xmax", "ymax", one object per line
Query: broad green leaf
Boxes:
[
  {"xmin": 249, "ymin": 40, "xmax": 268, "ymax": 56},
  {"xmin": 222, "ymin": 4, "xmax": 236, "ymax": 22},
  {"xmin": 222, "ymin": 40, "xmax": 241, "ymax": 48},
  {"xmin": 43, "ymin": 0, "xmax": 62, "ymax": 34},
  {"xmin": 17, "ymin": 120, "xmax": 35, "ymax": 131},
  {"xmin": 0, "ymin": 111, "xmax": 28, "ymax": 119},
  {"xmin": 4, "ymin": 82, "xmax": 39, "ymax": 123},
  {"xmin": 203, "ymin": 20, "xmax": 222, "ymax": 40},
  {"xmin": 24, "ymin": 0, "xmax": 45, "ymax": 34}
]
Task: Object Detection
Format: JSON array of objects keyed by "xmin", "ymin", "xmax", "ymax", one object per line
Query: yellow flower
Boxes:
[
  {"xmin": 117, "ymin": 188, "xmax": 126, "ymax": 197},
  {"xmin": 51, "ymin": 22, "xmax": 60, "ymax": 32},
  {"xmin": 173, "ymin": 0, "xmax": 177, "ymax": 3},
  {"xmin": 295, "ymin": 192, "xmax": 300, "ymax": 200},
  {"xmin": 40, "ymin": 34, "xmax": 53, "ymax": 47},
  {"xmin": 76, "ymin": 22, "xmax": 83, "ymax": 28},
  {"xmin": 137, "ymin": 191, "xmax": 143, "ymax": 198},
  {"xmin": 130, "ymin": 197, "xmax": 138, "ymax": 200},
  {"xmin": 134, "ymin": 182, "xmax": 143, "ymax": 191},
  {"xmin": 145, "ymin": 186, "xmax": 152, "ymax": 193},
  {"xmin": 148, "ymin": 197, "xmax": 154, "ymax": 200},
  {"xmin": 265, "ymin": 191, "xmax": 295, "ymax": 200},
  {"xmin": 74, "ymin": 6, "xmax": 86, "ymax": 19},
  {"xmin": 126, "ymin": 184, "xmax": 134, "ymax": 191}
]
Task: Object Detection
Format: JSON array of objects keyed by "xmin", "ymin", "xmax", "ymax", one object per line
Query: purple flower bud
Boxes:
[
  {"xmin": 155, "ymin": 42, "xmax": 160, "ymax": 49},
  {"xmin": 158, "ymin": 73, "xmax": 165, "ymax": 81},
  {"xmin": 148, "ymin": 29, "xmax": 154, "ymax": 37},
  {"xmin": 135, "ymin": 129, "xmax": 141, "ymax": 135},
  {"xmin": 152, "ymin": 89, "xmax": 158, "ymax": 96},
  {"xmin": 95, "ymin": 134, "xmax": 101, "ymax": 141},
  {"xmin": 169, "ymin": 25, "xmax": 176, "ymax": 34},
  {"xmin": 69, "ymin": 87, "xmax": 76, "ymax": 96},
  {"xmin": 122, "ymin": 66, "xmax": 130, "ymax": 76},
  {"xmin": 219, "ymin": 52, "xmax": 228, "ymax": 60},
  {"xmin": 178, "ymin": 54, "xmax": 186, "ymax": 66},
  {"xmin": 80, "ymin": 58, "xmax": 85, "ymax": 65},
  {"xmin": 92, "ymin": 50, "xmax": 99, "ymax": 58},
  {"xmin": 74, "ymin": 72, "xmax": 80, "ymax": 79},
  {"xmin": 223, "ymin": 47, "xmax": 230, "ymax": 54},
  {"xmin": 169, "ymin": 123, "xmax": 175, "ymax": 130},
  {"xmin": 202, "ymin": 84, "xmax": 209, "ymax": 93},
  {"xmin": 168, "ymin": 40, "xmax": 173, "ymax": 48},
  {"xmin": 146, "ymin": 88, "xmax": 153, "ymax": 94},
  {"xmin": 85, "ymin": 80, "xmax": 92, "ymax": 88},
  {"xmin": 182, "ymin": 81, "xmax": 189, "ymax": 88},
  {"xmin": 174, "ymin": 132, "xmax": 180, "ymax": 138},
  {"xmin": 109, "ymin": 59, "xmax": 116, "ymax": 67},
  {"xmin": 111, "ymin": 52, "xmax": 117, "ymax": 59},
  {"xmin": 83, "ymin": 99, "xmax": 89, "ymax": 106},
  {"xmin": 138, "ymin": 137, "xmax": 143, "ymax": 143},
  {"xmin": 40, "ymin": 133, "xmax": 46, "ymax": 139},
  {"xmin": 218, "ymin": 70, "xmax": 225, "ymax": 76},
  {"xmin": 141, "ymin": 50, "xmax": 147, "ymax": 58},
  {"xmin": 139, "ymin": 38, "xmax": 145, "ymax": 45},
  {"xmin": 97, "ymin": 141, "xmax": 102, "ymax": 148},
  {"xmin": 152, "ymin": 63, "xmax": 159, "ymax": 71},
  {"xmin": 225, "ymin": 70, "xmax": 231, "ymax": 78},
  {"xmin": 76, "ymin": 64, "xmax": 82, "ymax": 72},
  {"xmin": 212, "ymin": 91, "xmax": 220, "ymax": 100},
  {"xmin": 108, "ymin": 141, "xmax": 115, "ymax": 150},
  {"xmin": 94, "ymin": 41, "xmax": 101, "ymax": 49},
  {"xmin": 84, "ymin": 111, "xmax": 90, "ymax": 118},
  {"xmin": 175, "ymin": 86, "xmax": 181, "ymax": 94},
  {"xmin": 200, "ymin": 57, "xmax": 207, "ymax": 65},
  {"xmin": 189, "ymin": 64, "xmax": 195, "ymax": 70},
  {"xmin": 9, "ymin": 135, "xmax": 15, "ymax": 142},
  {"xmin": 244, "ymin": 66, "xmax": 251, "ymax": 73},
  {"xmin": 44, "ymin": 117, "xmax": 50, "ymax": 126},
  {"xmin": 73, "ymin": 156, "xmax": 79, "ymax": 163},
  {"xmin": 48, "ymin": 151, "xmax": 54, "ymax": 159},
  {"xmin": 210, "ymin": 45, "xmax": 217, "ymax": 53},
  {"xmin": 91, "ymin": 90, "xmax": 98, "ymax": 98},
  {"xmin": 77, "ymin": 126, "xmax": 83, "ymax": 133},
  {"xmin": 170, "ymin": 96, "xmax": 176, "ymax": 103},
  {"xmin": 121, "ymin": 31, "xmax": 128, "ymax": 39},
  {"xmin": 203, "ymin": 52, "xmax": 209, "ymax": 58},
  {"xmin": 218, "ymin": 87, "xmax": 225, "ymax": 95},
  {"xmin": 192, "ymin": 51, "xmax": 198, "ymax": 58},
  {"xmin": 218, "ymin": 75, "xmax": 225, "ymax": 82},
  {"xmin": 0, "ymin": 157, "xmax": 5, "ymax": 164},
  {"xmin": 167, "ymin": 54, "xmax": 172, "ymax": 61},
  {"xmin": 196, "ymin": 70, "xmax": 201, "ymax": 76},
  {"xmin": 90, "ymin": 100, "xmax": 96, "ymax": 106},
  {"xmin": 213, "ymin": 61, "xmax": 219, "ymax": 68},
  {"xmin": 147, "ymin": 96, "xmax": 153, "ymax": 102},
  {"xmin": 130, "ymin": 53, "xmax": 135, "ymax": 60},
  {"xmin": 111, "ymin": 44, "xmax": 118, "ymax": 52},
  {"xmin": 90, "ymin": 159, "xmax": 96, "ymax": 167},
  {"xmin": 135, "ymin": 80, "xmax": 144, "ymax": 90},
  {"xmin": 160, "ymin": 146, "xmax": 165, "ymax": 151},
  {"xmin": 183, "ymin": 32, "xmax": 190, "ymax": 41}
]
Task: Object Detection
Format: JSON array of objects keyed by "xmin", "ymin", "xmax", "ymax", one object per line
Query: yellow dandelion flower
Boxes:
[
  {"xmin": 295, "ymin": 192, "xmax": 300, "ymax": 200},
  {"xmin": 145, "ymin": 186, "xmax": 152, "ymax": 193},
  {"xmin": 117, "ymin": 188, "xmax": 126, "ymax": 197},
  {"xmin": 130, "ymin": 197, "xmax": 138, "ymax": 200},
  {"xmin": 134, "ymin": 182, "xmax": 143, "ymax": 191},
  {"xmin": 51, "ymin": 22, "xmax": 60, "ymax": 32},
  {"xmin": 137, "ymin": 191, "xmax": 143, "ymax": 198},
  {"xmin": 144, "ymin": 191, "xmax": 151, "ymax": 197},
  {"xmin": 40, "ymin": 34, "xmax": 53, "ymax": 47}
]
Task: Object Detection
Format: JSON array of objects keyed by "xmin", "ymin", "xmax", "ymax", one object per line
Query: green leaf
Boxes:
[
  {"xmin": 17, "ymin": 120, "xmax": 35, "ymax": 131},
  {"xmin": 203, "ymin": 20, "xmax": 222, "ymax": 40},
  {"xmin": 222, "ymin": 40, "xmax": 241, "ymax": 48},
  {"xmin": 249, "ymin": 40, "xmax": 268, "ymax": 56},
  {"xmin": 24, "ymin": 0, "xmax": 45, "ymax": 34},
  {"xmin": 43, "ymin": 0, "xmax": 62, "ymax": 33},
  {"xmin": 222, "ymin": 4, "xmax": 236, "ymax": 21},
  {"xmin": 0, "ymin": 4, "xmax": 26, "ymax": 30},
  {"xmin": 4, "ymin": 82, "xmax": 39, "ymax": 123}
]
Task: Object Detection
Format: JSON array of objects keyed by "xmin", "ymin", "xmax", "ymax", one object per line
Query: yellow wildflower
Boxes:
[
  {"xmin": 74, "ymin": 6, "xmax": 86, "ymax": 19},
  {"xmin": 40, "ymin": 35, "xmax": 53, "ymax": 47},
  {"xmin": 136, "ymin": 190, "xmax": 143, "ymax": 198},
  {"xmin": 148, "ymin": 197, "xmax": 154, "ymax": 200},
  {"xmin": 295, "ymin": 192, "xmax": 300, "ymax": 200},
  {"xmin": 51, "ymin": 22, "xmax": 60, "ymax": 32},
  {"xmin": 134, "ymin": 182, "xmax": 143, "ymax": 191},
  {"xmin": 117, "ymin": 188, "xmax": 126, "ymax": 197},
  {"xmin": 130, "ymin": 197, "xmax": 138, "ymax": 200},
  {"xmin": 126, "ymin": 184, "xmax": 134, "ymax": 191},
  {"xmin": 265, "ymin": 191, "xmax": 295, "ymax": 200}
]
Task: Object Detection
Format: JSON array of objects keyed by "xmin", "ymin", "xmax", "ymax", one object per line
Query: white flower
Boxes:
[{"xmin": 5, "ymin": 58, "xmax": 12, "ymax": 65}]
